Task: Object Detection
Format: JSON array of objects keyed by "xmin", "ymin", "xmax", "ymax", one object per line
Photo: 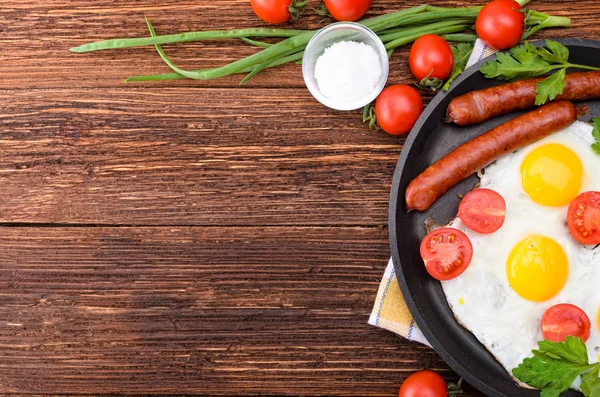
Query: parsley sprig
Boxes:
[
  {"xmin": 442, "ymin": 43, "xmax": 474, "ymax": 91},
  {"xmin": 480, "ymin": 40, "xmax": 600, "ymax": 106},
  {"xmin": 591, "ymin": 118, "xmax": 600, "ymax": 155},
  {"xmin": 513, "ymin": 336, "xmax": 600, "ymax": 397}
]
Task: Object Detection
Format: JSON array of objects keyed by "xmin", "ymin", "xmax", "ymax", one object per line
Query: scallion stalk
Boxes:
[
  {"xmin": 70, "ymin": 28, "xmax": 308, "ymax": 53},
  {"xmin": 69, "ymin": 3, "xmax": 571, "ymax": 84}
]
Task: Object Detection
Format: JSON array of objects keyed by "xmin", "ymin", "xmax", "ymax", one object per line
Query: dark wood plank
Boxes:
[
  {"xmin": 0, "ymin": 87, "xmax": 402, "ymax": 226},
  {"xmin": 0, "ymin": 225, "xmax": 475, "ymax": 396}
]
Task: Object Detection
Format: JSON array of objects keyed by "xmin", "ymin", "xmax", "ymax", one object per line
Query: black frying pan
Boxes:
[{"xmin": 389, "ymin": 38, "xmax": 600, "ymax": 397}]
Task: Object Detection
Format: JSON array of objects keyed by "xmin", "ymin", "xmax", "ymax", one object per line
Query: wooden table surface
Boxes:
[{"xmin": 1, "ymin": 0, "xmax": 598, "ymax": 395}]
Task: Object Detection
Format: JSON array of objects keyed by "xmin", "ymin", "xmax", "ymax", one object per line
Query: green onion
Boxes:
[
  {"xmin": 70, "ymin": 28, "xmax": 308, "ymax": 53},
  {"xmin": 441, "ymin": 33, "xmax": 478, "ymax": 43},
  {"xmin": 70, "ymin": 3, "xmax": 571, "ymax": 84},
  {"xmin": 378, "ymin": 19, "xmax": 474, "ymax": 43},
  {"xmin": 241, "ymin": 37, "xmax": 273, "ymax": 48}
]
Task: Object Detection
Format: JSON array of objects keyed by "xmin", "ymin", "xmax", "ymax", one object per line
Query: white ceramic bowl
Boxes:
[{"xmin": 302, "ymin": 22, "xmax": 389, "ymax": 111}]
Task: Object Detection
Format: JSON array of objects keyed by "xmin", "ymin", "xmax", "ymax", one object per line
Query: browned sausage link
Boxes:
[
  {"xmin": 406, "ymin": 101, "xmax": 577, "ymax": 212},
  {"xmin": 446, "ymin": 71, "xmax": 600, "ymax": 126}
]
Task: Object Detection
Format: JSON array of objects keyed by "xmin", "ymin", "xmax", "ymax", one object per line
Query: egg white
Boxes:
[{"xmin": 441, "ymin": 121, "xmax": 600, "ymax": 391}]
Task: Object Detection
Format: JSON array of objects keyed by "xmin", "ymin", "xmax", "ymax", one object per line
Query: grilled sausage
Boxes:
[
  {"xmin": 446, "ymin": 71, "xmax": 600, "ymax": 126},
  {"xmin": 406, "ymin": 100, "xmax": 577, "ymax": 212}
]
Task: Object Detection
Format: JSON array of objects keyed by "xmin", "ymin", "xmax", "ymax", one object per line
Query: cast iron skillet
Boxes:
[{"xmin": 389, "ymin": 38, "xmax": 600, "ymax": 397}]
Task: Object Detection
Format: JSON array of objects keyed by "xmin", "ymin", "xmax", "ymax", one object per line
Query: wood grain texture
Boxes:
[
  {"xmin": 0, "ymin": 226, "xmax": 466, "ymax": 396},
  {"xmin": 1, "ymin": 0, "xmax": 599, "ymax": 395},
  {"xmin": 0, "ymin": 87, "xmax": 401, "ymax": 226}
]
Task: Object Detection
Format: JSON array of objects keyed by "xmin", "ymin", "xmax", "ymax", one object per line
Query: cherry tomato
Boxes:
[
  {"xmin": 567, "ymin": 191, "xmax": 600, "ymax": 245},
  {"xmin": 409, "ymin": 34, "xmax": 454, "ymax": 82},
  {"xmin": 375, "ymin": 85, "xmax": 423, "ymax": 135},
  {"xmin": 475, "ymin": 0, "xmax": 525, "ymax": 50},
  {"xmin": 251, "ymin": 0, "xmax": 303, "ymax": 24},
  {"xmin": 420, "ymin": 228, "xmax": 473, "ymax": 281},
  {"xmin": 541, "ymin": 303, "xmax": 591, "ymax": 343},
  {"xmin": 399, "ymin": 370, "xmax": 447, "ymax": 397},
  {"xmin": 323, "ymin": 0, "xmax": 372, "ymax": 22},
  {"xmin": 458, "ymin": 188, "xmax": 506, "ymax": 234}
]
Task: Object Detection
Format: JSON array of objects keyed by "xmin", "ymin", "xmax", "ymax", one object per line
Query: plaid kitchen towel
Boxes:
[{"xmin": 369, "ymin": 39, "xmax": 496, "ymax": 344}]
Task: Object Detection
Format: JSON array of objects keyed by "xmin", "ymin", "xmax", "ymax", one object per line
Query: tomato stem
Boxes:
[
  {"xmin": 289, "ymin": 0, "xmax": 308, "ymax": 20},
  {"xmin": 447, "ymin": 378, "xmax": 463, "ymax": 397},
  {"xmin": 362, "ymin": 104, "xmax": 378, "ymax": 130},
  {"xmin": 313, "ymin": 1, "xmax": 330, "ymax": 18}
]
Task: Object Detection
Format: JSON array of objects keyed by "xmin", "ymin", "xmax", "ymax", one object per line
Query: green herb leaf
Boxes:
[
  {"xmin": 582, "ymin": 366, "xmax": 600, "ymax": 397},
  {"xmin": 480, "ymin": 45, "xmax": 552, "ymax": 81},
  {"xmin": 512, "ymin": 337, "xmax": 596, "ymax": 397},
  {"xmin": 447, "ymin": 378, "xmax": 463, "ymax": 397},
  {"xmin": 590, "ymin": 118, "xmax": 600, "ymax": 155},
  {"xmin": 535, "ymin": 40, "xmax": 570, "ymax": 64},
  {"xmin": 592, "ymin": 118, "xmax": 600, "ymax": 141},
  {"xmin": 442, "ymin": 43, "xmax": 474, "ymax": 91},
  {"xmin": 535, "ymin": 68, "xmax": 566, "ymax": 105},
  {"xmin": 537, "ymin": 336, "xmax": 590, "ymax": 365}
]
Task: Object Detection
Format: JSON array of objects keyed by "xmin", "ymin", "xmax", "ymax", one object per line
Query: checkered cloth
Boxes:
[{"xmin": 369, "ymin": 39, "xmax": 497, "ymax": 344}]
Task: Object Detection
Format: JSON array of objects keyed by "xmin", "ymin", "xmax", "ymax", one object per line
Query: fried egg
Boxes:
[{"xmin": 441, "ymin": 121, "xmax": 600, "ymax": 391}]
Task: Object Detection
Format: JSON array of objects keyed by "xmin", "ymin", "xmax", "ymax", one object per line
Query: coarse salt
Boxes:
[{"xmin": 314, "ymin": 40, "xmax": 381, "ymax": 106}]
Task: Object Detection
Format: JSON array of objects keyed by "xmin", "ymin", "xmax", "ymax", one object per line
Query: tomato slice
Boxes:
[
  {"xmin": 541, "ymin": 303, "xmax": 591, "ymax": 342},
  {"xmin": 420, "ymin": 228, "xmax": 473, "ymax": 281},
  {"xmin": 567, "ymin": 191, "xmax": 600, "ymax": 245},
  {"xmin": 458, "ymin": 188, "xmax": 506, "ymax": 234}
]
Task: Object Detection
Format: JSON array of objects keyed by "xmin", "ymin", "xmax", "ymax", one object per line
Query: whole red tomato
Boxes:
[
  {"xmin": 475, "ymin": 0, "xmax": 525, "ymax": 50},
  {"xmin": 399, "ymin": 370, "xmax": 447, "ymax": 397},
  {"xmin": 323, "ymin": 0, "xmax": 372, "ymax": 22},
  {"xmin": 409, "ymin": 34, "xmax": 454, "ymax": 85},
  {"xmin": 251, "ymin": 0, "xmax": 305, "ymax": 24},
  {"xmin": 375, "ymin": 85, "xmax": 423, "ymax": 135}
]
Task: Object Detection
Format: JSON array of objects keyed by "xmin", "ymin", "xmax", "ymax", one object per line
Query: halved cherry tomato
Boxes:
[
  {"xmin": 458, "ymin": 188, "xmax": 506, "ymax": 234},
  {"xmin": 409, "ymin": 34, "xmax": 454, "ymax": 86},
  {"xmin": 541, "ymin": 303, "xmax": 591, "ymax": 343},
  {"xmin": 399, "ymin": 370, "xmax": 447, "ymax": 397},
  {"xmin": 475, "ymin": 0, "xmax": 525, "ymax": 50},
  {"xmin": 250, "ymin": 0, "xmax": 305, "ymax": 24},
  {"xmin": 323, "ymin": 0, "xmax": 372, "ymax": 22},
  {"xmin": 375, "ymin": 84, "xmax": 423, "ymax": 135},
  {"xmin": 567, "ymin": 191, "xmax": 600, "ymax": 245},
  {"xmin": 420, "ymin": 228, "xmax": 473, "ymax": 281}
]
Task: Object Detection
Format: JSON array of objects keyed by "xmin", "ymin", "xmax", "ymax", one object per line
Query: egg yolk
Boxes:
[
  {"xmin": 506, "ymin": 235, "xmax": 569, "ymax": 302},
  {"xmin": 521, "ymin": 144, "xmax": 583, "ymax": 207}
]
